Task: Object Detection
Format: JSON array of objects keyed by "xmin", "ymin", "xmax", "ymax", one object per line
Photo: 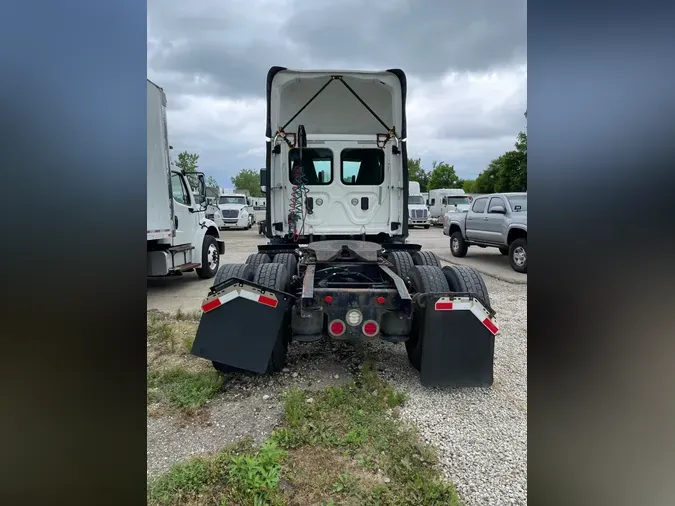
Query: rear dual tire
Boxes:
[
  {"xmin": 211, "ymin": 261, "xmax": 290, "ymax": 374},
  {"xmin": 404, "ymin": 264, "xmax": 491, "ymax": 371}
]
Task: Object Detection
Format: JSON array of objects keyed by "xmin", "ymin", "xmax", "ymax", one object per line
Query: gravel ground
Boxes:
[{"xmin": 375, "ymin": 275, "xmax": 527, "ymax": 506}]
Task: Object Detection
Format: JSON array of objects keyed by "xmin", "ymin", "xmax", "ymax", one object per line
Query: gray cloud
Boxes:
[
  {"xmin": 148, "ymin": 0, "xmax": 527, "ymax": 186},
  {"xmin": 148, "ymin": 0, "xmax": 525, "ymax": 98},
  {"xmin": 284, "ymin": 0, "xmax": 526, "ymax": 77}
]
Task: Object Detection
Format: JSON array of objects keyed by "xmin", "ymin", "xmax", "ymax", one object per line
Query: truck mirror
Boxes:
[
  {"xmin": 196, "ymin": 173, "xmax": 207, "ymax": 205},
  {"xmin": 259, "ymin": 168, "xmax": 267, "ymax": 194}
]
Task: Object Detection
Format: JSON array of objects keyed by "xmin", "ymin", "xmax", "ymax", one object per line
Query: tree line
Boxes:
[
  {"xmin": 175, "ymin": 110, "xmax": 526, "ymax": 198},
  {"xmin": 173, "ymin": 151, "xmax": 263, "ymax": 197},
  {"xmin": 408, "ymin": 111, "xmax": 527, "ymax": 194}
]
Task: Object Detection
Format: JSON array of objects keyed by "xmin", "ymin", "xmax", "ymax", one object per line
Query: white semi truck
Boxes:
[
  {"xmin": 408, "ymin": 181, "xmax": 430, "ymax": 228},
  {"xmin": 190, "ymin": 67, "xmax": 500, "ymax": 388},
  {"xmin": 147, "ymin": 80, "xmax": 225, "ymax": 278},
  {"xmin": 218, "ymin": 188, "xmax": 256, "ymax": 230}
]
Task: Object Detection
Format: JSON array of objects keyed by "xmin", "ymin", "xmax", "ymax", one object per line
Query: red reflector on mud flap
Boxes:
[
  {"xmin": 201, "ymin": 288, "xmax": 278, "ymax": 313},
  {"xmin": 202, "ymin": 298, "xmax": 222, "ymax": 313},
  {"xmin": 258, "ymin": 295, "xmax": 278, "ymax": 308},
  {"xmin": 482, "ymin": 317, "xmax": 499, "ymax": 335},
  {"xmin": 434, "ymin": 300, "xmax": 453, "ymax": 310}
]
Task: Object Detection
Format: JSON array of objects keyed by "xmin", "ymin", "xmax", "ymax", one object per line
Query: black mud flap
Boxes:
[
  {"xmin": 191, "ymin": 278, "xmax": 295, "ymax": 373},
  {"xmin": 419, "ymin": 294, "xmax": 498, "ymax": 388}
]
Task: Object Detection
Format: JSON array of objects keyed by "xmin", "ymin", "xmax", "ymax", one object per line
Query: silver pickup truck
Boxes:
[{"xmin": 444, "ymin": 192, "xmax": 527, "ymax": 273}]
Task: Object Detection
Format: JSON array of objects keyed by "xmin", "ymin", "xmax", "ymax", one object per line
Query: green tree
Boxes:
[
  {"xmin": 471, "ymin": 110, "xmax": 527, "ymax": 193},
  {"xmin": 174, "ymin": 151, "xmax": 200, "ymax": 188},
  {"xmin": 462, "ymin": 179, "xmax": 476, "ymax": 193},
  {"xmin": 407, "ymin": 157, "xmax": 430, "ymax": 192},
  {"xmin": 231, "ymin": 169, "xmax": 263, "ymax": 197},
  {"xmin": 206, "ymin": 176, "xmax": 219, "ymax": 190},
  {"xmin": 428, "ymin": 161, "xmax": 460, "ymax": 190}
]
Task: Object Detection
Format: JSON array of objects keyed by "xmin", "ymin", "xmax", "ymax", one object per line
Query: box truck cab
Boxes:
[
  {"xmin": 428, "ymin": 188, "xmax": 468, "ymax": 225},
  {"xmin": 146, "ymin": 80, "xmax": 224, "ymax": 278},
  {"xmin": 408, "ymin": 181, "xmax": 430, "ymax": 228}
]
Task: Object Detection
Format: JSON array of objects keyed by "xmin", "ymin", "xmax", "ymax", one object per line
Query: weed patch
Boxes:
[
  {"xmin": 150, "ymin": 363, "xmax": 461, "ymax": 505},
  {"xmin": 148, "ymin": 367, "xmax": 223, "ymax": 414}
]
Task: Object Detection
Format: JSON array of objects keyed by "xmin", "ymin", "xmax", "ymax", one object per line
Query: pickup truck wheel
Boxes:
[
  {"xmin": 246, "ymin": 253, "xmax": 271, "ymax": 270},
  {"xmin": 253, "ymin": 263, "xmax": 290, "ymax": 373},
  {"xmin": 405, "ymin": 265, "xmax": 451, "ymax": 370},
  {"xmin": 499, "ymin": 247, "xmax": 509, "ymax": 255},
  {"xmin": 441, "ymin": 265, "xmax": 491, "ymax": 308},
  {"xmin": 450, "ymin": 231, "xmax": 468, "ymax": 257},
  {"xmin": 509, "ymin": 238, "xmax": 527, "ymax": 273},
  {"xmin": 386, "ymin": 251, "xmax": 415, "ymax": 279},
  {"xmin": 196, "ymin": 235, "xmax": 220, "ymax": 279}
]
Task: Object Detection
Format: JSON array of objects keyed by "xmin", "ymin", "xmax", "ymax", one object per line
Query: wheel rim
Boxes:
[
  {"xmin": 451, "ymin": 237, "xmax": 459, "ymax": 252},
  {"xmin": 207, "ymin": 244, "xmax": 219, "ymax": 270},
  {"xmin": 513, "ymin": 246, "xmax": 526, "ymax": 266}
]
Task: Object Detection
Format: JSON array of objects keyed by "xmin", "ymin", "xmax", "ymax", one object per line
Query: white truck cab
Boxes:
[
  {"xmin": 218, "ymin": 191, "xmax": 255, "ymax": 230},
  {"xmin": 147, "ymin": 80, "xmax": 224, "ymax": 278},
  {"xmin": 262, "ymin": 68, "xmax": 407, "ymax": 242},
  {"xmin": 428, "ymin": 188, "xmax": 468, "ymax": 225},
  {"xmin": 408, "ymin": 181, "xmax": 430, "ymax": 228}
]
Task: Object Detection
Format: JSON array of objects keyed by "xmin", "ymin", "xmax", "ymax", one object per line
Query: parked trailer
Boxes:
[{"xmin": 191, "ymin": 68, "xmax": 499, "ymax": 387}]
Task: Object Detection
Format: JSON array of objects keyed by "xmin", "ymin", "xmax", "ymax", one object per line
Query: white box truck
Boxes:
[
  {"xmin": 147, "ymin": 79, "xmax": 225, "ymax": 278},
  {"xmin": 428, "ymin": 188, "xmax": 469, "ymax": 225},
  {"xmin": 408, "ymin": 181, "xmax": 430, "ymax": 228}
]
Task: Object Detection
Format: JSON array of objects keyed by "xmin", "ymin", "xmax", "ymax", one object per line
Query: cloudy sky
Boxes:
[{"xmin": 148, "ymin": 0, "xmax": 527, "ymax": 188}]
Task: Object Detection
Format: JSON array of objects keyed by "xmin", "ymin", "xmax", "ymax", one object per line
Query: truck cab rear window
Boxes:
[
  {"xmin": 341, "ymin": 149, "xmax": 385, "ymax": 185},
  {"xmin": 288, "ymin": 148, "xmax": 333, "ymax": 185}
]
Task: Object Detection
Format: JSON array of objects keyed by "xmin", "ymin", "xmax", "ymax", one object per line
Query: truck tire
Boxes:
[
  {"xmin": 508, "ymin": 238, "xmax": 527, "ymax": 273},
  {"xmin": 196, "ymin": 235, "xmax": 220, "ymax": 279},
  {"xmin": 450, "ymin": 231, "xmax": 468, "ymax": 258},
  {"xmin": 213, "ymin": 263, "xmax": 254, "ymax": 286},
  {"xmin": 386, "ymin": 251, "xmax": 415, "ymax": 279},
  {"xmin": 499, "ymin": 247, "xmax": 509, "ymax": 255},
  {"xmin": 253, "ymin": 263, "xmax": 290, "ymax": 373},
  {"xmin": 405, "ymin": 265, "xmax": 450, "ymax": 371},
  {"xmin": 271, "ymin": 253, "xmax": 298, "ymax": 286},
  {"xmin": 212, "ymin": 262, "xmax": 289, "ymax": 375},
  {"xmin": 245, "ymin": 253, "xmax": 271, "ymax": 270},
  {"xmin": 441, "ymin": 265, "xmax": 491, "ymax": 308},
  {"xmin": 411, "ymin": 250, "xmax": 441, "ymax": 268}
]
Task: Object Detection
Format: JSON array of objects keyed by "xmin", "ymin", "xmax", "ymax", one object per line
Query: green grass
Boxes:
[
  {"xmin": 147, "ymin": 367, "xmax": 223, "ymax": 413},
  {"xmin": 148, "ymin": 439, "xmax": 287, "ymax": 506},
  {"xmin": 148, "ymin": 363, "xmax": 462, "ymax": 506}
]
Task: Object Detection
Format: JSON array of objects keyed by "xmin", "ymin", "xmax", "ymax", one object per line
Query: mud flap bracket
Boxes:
[
  {"xmin": 416, "ymin": 293, "xmax": 498, "ymax": 388},
  {"xmin": 191, "ymin": 278, "xmax": 296, "ymax": 373}
]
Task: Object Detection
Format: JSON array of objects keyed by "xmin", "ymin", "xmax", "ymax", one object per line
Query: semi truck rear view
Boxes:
[
  {"xmin": 147, "ymin": 79, "xmax": 225, "ymax": 278},
  {"xmin": 190, "ymin": 68, "xmax": 499, "ymax": 387}
]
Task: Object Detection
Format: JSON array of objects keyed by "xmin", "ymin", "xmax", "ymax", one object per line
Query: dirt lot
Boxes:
[{"xmin": 146, "ymin": 219, "xmax": 527, "ymax": 506}]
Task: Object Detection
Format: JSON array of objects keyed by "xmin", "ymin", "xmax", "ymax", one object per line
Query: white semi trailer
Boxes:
[{"xmin": 147, "ymin": 79, "xmax": 224, "ymax": 278}]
